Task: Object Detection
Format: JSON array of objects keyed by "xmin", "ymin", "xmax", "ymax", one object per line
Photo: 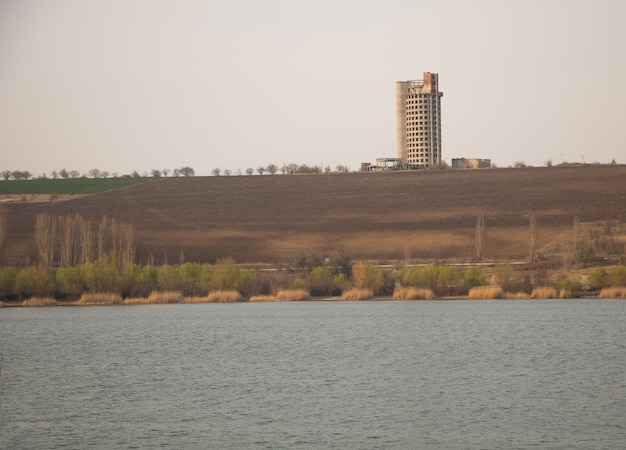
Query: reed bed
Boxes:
[
  {"xmin": 249, "ymin": 295, "xmax": 278, "ymax": 302},
  {"xmin": 468, "ymin": 285, "xmax": 503, "ymax": 300},
  {"xmin": 598, "ymin": 287, "xmax": 626, "ymax": 298},
  {"xmin": 22, "ymin": 297, "xmax": 57, "ymax": 307},
  {"xmin": 530, "ymin": 287, "xmax": 558, "ymax": 299},
  {"xmin": 183, "ymin": 296, "xmax": 211, "ymax": 303},
  {"xmin": 275, "ymin": 289, "xmax": 311, "ymax": 301},
  {"xmin": 123, "ymin": 297, "xmax": 152, "ymax": 304},
  {"xmin": 77, "ymin": 292, "xmax": 123, "ymax": 305},
  {"xmin": 392, "ymin": 287, "xmax": 434, "ymax": 300},
  {"xmin": 340, "ymin": 288, "xmax": 374, "ymax": 301},
  {"xmin": 206, "ymin": 290, "xmax": 243, "ymax": 303},
  {"xmin": 148, "ymin": 290, "xmax": 184, "ymax": 304}
]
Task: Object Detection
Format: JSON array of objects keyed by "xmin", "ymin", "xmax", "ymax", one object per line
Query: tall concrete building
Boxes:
[{"xmin": 396, "ymin": 72, "xmax": 443, "ymax": 168}]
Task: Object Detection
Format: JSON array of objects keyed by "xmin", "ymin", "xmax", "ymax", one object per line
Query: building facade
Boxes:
[{"xmin": 396, "ymin": 72, "xmax": 443, "ymax": 168}]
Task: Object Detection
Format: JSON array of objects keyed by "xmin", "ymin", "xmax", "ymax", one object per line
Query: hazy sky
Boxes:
[{"xmin": 1, "ymin": 0, "xmax": 625, "ymax": 176}]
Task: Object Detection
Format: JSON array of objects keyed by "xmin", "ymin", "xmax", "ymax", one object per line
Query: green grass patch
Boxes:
[{"xmin": 0, "ymin": 177, "xmax": 156, "ymax": 195}]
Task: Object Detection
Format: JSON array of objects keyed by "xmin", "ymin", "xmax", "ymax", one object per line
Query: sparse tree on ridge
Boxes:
[
  {"xmin": 224, "ymin": 169, "xmax": 232, "ymax": 176},
  {"xmin": 1, "ymin": 170, "xmax": 11, "ymax": 180},
  {"xmin": 246, "ymin": 168, "xmax": 254, "ymax": 176},
  {"xmin": 179, "ymin": 166, "xmax": 195, "ymax": 177},
  {"xmin": 88, "ymin": 168, "xmax": 101, "ymax": 178},
  {"xmin": 101, "ymin": 171, "xmax": 110, "ymax": 178},
  {"xmin": 59, "ymin": 168, "xmax": 69, "ymax": 179},
  {"xmin": 162, "ymin": 169, "xmax": 170, "ymax": 177},
  {"xmin": 267, "ymin": 164, "xmax": 278, "ymax": 175},
  {"xmin": 69, "ymin": 170, "xmax": 80, "ymax": 179},
  {"xmin": 150, "ymin": 169, "xmax": 162, "ymax": 177},
  {"xmin": 211, "ymin": 168, "xmax": 221, "ymax": 176},
  {"xmin": 257, "ymin": 167, "xmax": 265, "ymax": 175}
]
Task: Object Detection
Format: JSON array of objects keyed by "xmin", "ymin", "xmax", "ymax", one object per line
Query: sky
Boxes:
[{"xmin": 1, "ymin": 0, "xmax": 625, "ymax": 177}]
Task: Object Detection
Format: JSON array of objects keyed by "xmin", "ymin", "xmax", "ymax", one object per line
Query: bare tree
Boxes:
[
  {"xmin": 1, "ymin": 170, "xmax": 11, "ymax": 180},
  {"xmin": 35, "ymin": 213, "xmax": 57, "ymax": 268},
  {"xmin": 179, "ymin": 166, "xmax": 195, "ymax": 177},
  {"xmin": 245, "ymin": 167, "xmax": 254, "ymax": 176},
  {"xmin": 97, "ymin": 216, "xmax": 111, "ymax": 258},
  {"xmin": 0, "ymin": 205, "xmax": 7, "ymax": 260},
  {"xmin": 162, "ymin": 169, "xmax": 170, "ymax": 177},
  {"xmin": 77, "ymin": 215, "xmax": 93, "ymax": 264},
  {"xmin": 101, "ymin": 171, "xmax": 110, "ymax": 178},
  {"xmin": 69, "ymin": 170, "xmax": 80, "ymax": 179},
  {"xmin": 257, "ymin": 166, "xmax": 265, "ymax": 175},
  {"xmin": 58, "ymin": 215, "xmax": 75, "ymax": 267},
  {"xmin": 475, "ymin": 213, "xmax": 485, "ymax": 262},
  {"xmin": 267, "ymin": 164, "xmax": 278, "ymax": 175},
  {"xmin": 150, "ymin": 169, "xmax": 162, "ymax": 177},
  {"xmin": 88, "ymin": 168, "xmax": 101, "ymax": 178},
  {"xmin": 529, "ymin": 214, "xmax": 538, "ymax": 262},
  {"xmin": 224, "ymin": 169, "xmax": 232, "ymax": 176},
  {"xmin": 120, "ymin": 222, "xmax": 136, "ymax": 266},
  {"xmin": 211, "ymin": 168, "xmax": 221, "ymax": 176}
]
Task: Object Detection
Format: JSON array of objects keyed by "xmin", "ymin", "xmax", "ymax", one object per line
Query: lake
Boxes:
[{"xmin": 1, "ymin": 300, "xmax": 625, "ymax": 449}]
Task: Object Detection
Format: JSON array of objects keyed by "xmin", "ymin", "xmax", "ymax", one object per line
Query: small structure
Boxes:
[
  {"xmin": 364, "ymin": 158, "xmax": 404, "ymax": 171},
  {"xmin": 452, "ymin": 158, "xmax": 491, "ymax": 169}
]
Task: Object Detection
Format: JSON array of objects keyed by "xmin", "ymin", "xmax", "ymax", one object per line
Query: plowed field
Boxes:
[{"xmin": 3, "ymin": 165, "xmax": 626, "ymax": 265}]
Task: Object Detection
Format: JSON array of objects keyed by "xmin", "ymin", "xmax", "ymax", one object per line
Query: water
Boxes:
[{"xmin": 1, "ymin": 300, "xmax": 625, "ymax": 449}]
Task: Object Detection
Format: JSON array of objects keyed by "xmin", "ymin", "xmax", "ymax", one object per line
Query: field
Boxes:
[
  {"xmin": 0, "ymin": 177, "xmax": 154, "ymax": 196},
  {"xmin": 2, "ymin": 165, "xmax": 626, "ymax": 266}
]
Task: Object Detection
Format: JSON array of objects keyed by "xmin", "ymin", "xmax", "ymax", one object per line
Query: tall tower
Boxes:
[{"xmin": 396, "ymin": 72, "xmax": 443, "ymax": 168}]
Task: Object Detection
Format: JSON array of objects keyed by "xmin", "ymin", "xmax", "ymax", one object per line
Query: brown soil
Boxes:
[{"xmin": 2, "ymin": 165, "xmax": 626, "ymax": 266}]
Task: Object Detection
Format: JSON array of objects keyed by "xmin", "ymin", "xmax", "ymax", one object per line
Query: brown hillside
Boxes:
[{"xmin": 3, "ymin": 165, "xmax": 626, "ymax": 265}]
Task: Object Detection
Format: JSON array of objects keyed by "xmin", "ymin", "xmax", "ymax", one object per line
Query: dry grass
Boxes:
[
  {"xmin": 182, "ymin": 296, "xmax": 211, "ymax": 303},
  {"xmin": 22, "ymin": 296, "xmax": 57, "ymax": 307},
  {"xmin": 77, "ymin": 292, "xmax": 123, "ymax": 305},
  {"xmin": 340, "ymin": 288, "xmax": 374, "ymax": 300},
  {"xmin": 123, "ymin": 297, "xmax": 151, "ymax": 304},
  {"xmin": 530, "ymin": 287, "xmax": 558, "ymax": 299},
  {"xmin": 206, "ymin": 290, "xmax": 243, "ymax": 302},
  {"xmin": 392, "ymin": 287, "xmax": 434, "ymax": 300},
  {"xmin": 598, "ymin": 287, "xmax": 626, "ymax": 298},
  {"xmin": 275, "ymin": 289, "xmax": 311, "ymax": 301},
  {"xmin": 468, "ymin": 285, "xmax": 503, "ymax": 300},
  {"xmin": 249, "ymin": 295, "xmax": 278, "ymax": 302},
  {"xmin": 148, "ymin": 290, "xmax": 184, "ymax": 303}
]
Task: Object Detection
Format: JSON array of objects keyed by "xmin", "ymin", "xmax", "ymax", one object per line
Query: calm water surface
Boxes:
[{"xmin": 1, "ymin": 300, "xmax": 625, "ymax": 449}]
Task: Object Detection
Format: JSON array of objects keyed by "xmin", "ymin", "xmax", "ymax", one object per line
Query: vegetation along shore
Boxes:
[{"xmin": 1, "ymin": 164, "xmax": 625, "ymax": 304}]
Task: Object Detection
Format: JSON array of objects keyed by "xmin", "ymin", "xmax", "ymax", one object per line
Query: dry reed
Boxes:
[
  {"xmin": 77, "ymin": 292, "xmax": 123, "ymax": 305},
  {"xmin": 22, "ymin": 297, "xmax": 57, "ymax": 307},
  {"xmin": 206, "ymin": 290, "xmax": 243, "ymax": 302},
  {"xmin": 530, "ymin": 287, "xmax": 558, "ymax": 299},
  {"xmin": 123, "ymin": 297, "xmax": 151, "ymax": 304},
  {"xmin": 468, "ymin": 285, "xmax": 503, "ymax": 300},
  {"xmin": 148, "ymin": 290, "xmax": 184, "ymax": 304},
  {"xmin": 182, "ymin": 296, "xmax": 211, "ymax": 303},
  {"xmin": 275, "ymin": 289, "xmax": 311, "ymax": 301},
  {"xmin": 392, "ymin": 287, "xmax": 434, "ymax": 300},
  {"xmin": 598, "ymin": 287, "xmax": 626, "ymax": 298},
  {"xmin": 340, "ymin": 288, "xmax": 374, "ymax": 300},
  {"xmin": 249, "ymin": 295, "xmax": 278, "ymax": 302}
]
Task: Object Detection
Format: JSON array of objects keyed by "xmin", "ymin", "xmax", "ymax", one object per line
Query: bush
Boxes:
[
  {"xmin": 275, "ymin": 289, "xmax": 310, "ymax": 301},
  {"xmin": 0, "ymin": 266, "xmax": 17, "ymax": 299},
  {"xmin": 530, "ymin": 287, "xmax": 558, "ymax": 299},
  {"xmin": 339, "ymin": 288, "xmax": 373, "ymax": 300},
  {"xmin": 352, "ymin": 263, "xmax": 384, "ymax": 294},
  {"xmin": 598, "ymin": 287, "xmax": 626, "ymax": 298},
  {"xmin": 206, "ymin": 290, "xmax": 243, "ymax": 302},
  {"xmin": 77, "ymin": 292, "xmax": 123, "ymax": 305},
  {"xmin": 392, "ymin": 287, "xmax": 434, "ymax": 300},
  {"xmin": 468, "ymin": 285, "xmax": 503, "ymax": 299},
  {"xmin": 22, "ymin": 296, "xmax": 57, "ymax": 307}
]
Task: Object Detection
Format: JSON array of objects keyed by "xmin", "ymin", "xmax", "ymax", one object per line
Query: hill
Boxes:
[{"xmin": 2, "ymin": 165, "xmax": 626, "ymax": 266}]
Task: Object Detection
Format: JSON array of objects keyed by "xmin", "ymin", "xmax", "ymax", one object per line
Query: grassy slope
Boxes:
[
  {"xmin": 0, "ymin": 177, "xmax": 154, "ymax": 195},
  {"xmin": 2, "ymin": 165, "xmax": 626, "ymax": 265}
]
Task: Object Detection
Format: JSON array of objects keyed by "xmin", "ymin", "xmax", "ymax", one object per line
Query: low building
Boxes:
[{"xmin": 451, "ymin": 158, "xmax": 491, "ymax": 169}]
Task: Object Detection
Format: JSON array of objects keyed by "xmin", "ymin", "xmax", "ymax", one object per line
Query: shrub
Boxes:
[
  {"xmin": 77, "ymin": 292, "xmax": 123, "ymax": 305},
  {"xmin": 392, "ymin": 287, "xmax": 434, "ymax": 300},
  {"xmin": 608, "ymin": 266, "xmax": 626, "ymax": 287},
  {"xmin": 249, "ymin": 295, "xmax": 278, "ymax": 302},
  {"xmin": 468, "ymin": 285, "xmax": 503, "ymax": 299},
  {"xmin": 339, "ymin": 288, "xmax": 373, "ymax": 300},
  {"xmin": 352, "ymin": 263, "xmax": 384, "ymax": 294},
  {"xmin": 22, "ymin": 296, "xmax": 57, "ymax": 307},
  {"xmin": 530, "ymin": 287, "xmax": 558, "ymax": 299},
  {"xmin": 558, "ymin": 278, "xmax": 582, "ymax": 297},
  {"xmin": 598, "ymin": 287, "xmax": 626, "ymax": 298},
  {"xmin": 147, "ymin": 290, "xmax": 184, "ymax": 304},
  {"xmin": 275, "ymin": 289, "xmax": 310, "ymax": 301},
  {"xmin": 206, "ymin": 290, "xmax": 243, "ymax": 302}
]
